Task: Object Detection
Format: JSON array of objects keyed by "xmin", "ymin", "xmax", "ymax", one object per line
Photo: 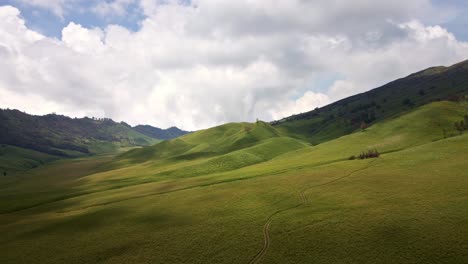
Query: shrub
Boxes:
[
  {"xmin": 348, "ymin": 155, "xmax": 356, "ymax": 160},
  {"xmin": 454, "ymin": 118, "xmax": 468, "ymax": 135},
  {"xmin": 358, "ymin": 149, "xmax": 380, "ymax": 159}
]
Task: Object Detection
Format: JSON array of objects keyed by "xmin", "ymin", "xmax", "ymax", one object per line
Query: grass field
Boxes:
[
  {"xmin": 0, "ymin": 145, "xmax": 59, "ymax": 175},
  {"xmin": 1, "ymin": 101, "xmax": 467, "ymax": 263}
]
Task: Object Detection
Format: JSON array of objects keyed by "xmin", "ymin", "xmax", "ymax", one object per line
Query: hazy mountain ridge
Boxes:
[{"xmin": 133, "ymin": 125, "xmax": 190, "ymax": 140}]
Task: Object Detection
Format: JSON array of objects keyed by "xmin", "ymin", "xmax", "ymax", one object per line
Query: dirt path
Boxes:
[
  {"xmin": 248, "ymin": 161, "xmax": 377, "ymax": 264},
  {"xmin": 248, "ymin": 204, "xmax": 301, "ymax": 264}
]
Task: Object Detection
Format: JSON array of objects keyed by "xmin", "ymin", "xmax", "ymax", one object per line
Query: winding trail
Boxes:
[{"xmin": 248, "ymin": 160, "xmax": 377, "ymax": 264}]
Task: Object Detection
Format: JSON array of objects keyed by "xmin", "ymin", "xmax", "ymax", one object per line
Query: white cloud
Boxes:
[
  {"xmin": 62, "ymin": 22, "xmax": 105, "ymax": 53},
  {"xmin": 1, "ymin": 2, "xmax": 468, "ymax": 130},
  {"xmin": 269, "ymin": 91, "xmax": 331, "ymax": 120},
  {"xmin": 93, "ymin": 0, "xmax": 136, "ymax": 17}
]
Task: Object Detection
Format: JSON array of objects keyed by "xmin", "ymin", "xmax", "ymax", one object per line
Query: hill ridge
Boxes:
[
  {"xmin": 272, "ymin": 59, "xmax": 468, "ymax": 145},
  {"xmin": 0, "ymin": 109, "xmax": 187, "ymax": 157}
]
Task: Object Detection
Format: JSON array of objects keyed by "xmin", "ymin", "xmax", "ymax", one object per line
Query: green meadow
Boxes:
[{"xmin": 1, "ymin": 101, "xmax": 468, "ymax": 263}]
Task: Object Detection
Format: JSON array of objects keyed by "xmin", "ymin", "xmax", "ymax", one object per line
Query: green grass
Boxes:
[
  {"xmin": 0, "ymin": 101, "xmax": 467, "ymax": 263},
  {"xmin": 118, "ymin": 121, "xmax": 282, "ymax": 163},
  {"xmin": 0, "ymin": 145, "xmax": 59, "ymax": 174}
]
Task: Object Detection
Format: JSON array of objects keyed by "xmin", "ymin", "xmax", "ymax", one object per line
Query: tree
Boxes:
[{"xmin": 3, "ymin": 171, "xmax": 6, "ymax": 177}]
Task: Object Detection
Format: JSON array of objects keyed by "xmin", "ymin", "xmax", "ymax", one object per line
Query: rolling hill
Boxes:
[
  {"xmin": 119, "ymin": 121, "xmax": 283, "ymax": 163},
  {"xmin": 1, "ymin": 60, "xmax": 468, "ymax": 264}
]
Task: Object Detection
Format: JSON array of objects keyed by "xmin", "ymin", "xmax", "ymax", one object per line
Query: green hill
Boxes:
[
  {"xmin": 118, "ymin": 121, "xmax": 283, "ymax": 163},
  {"xmin": 0, "ymin": 145, "xmax": 59, "ymax": 175},
  {"xmin": 273, "ymin": 60, "xmax": 468, "ymax": 144}
]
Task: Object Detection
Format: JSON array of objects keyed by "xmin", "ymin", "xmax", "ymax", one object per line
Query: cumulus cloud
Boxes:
[
  {"xmin": 1, "ymin": 1, "xmax": 468, "ymax": 130},
  {"xmin": 269, "ymin": 91, "xmax": 331, "ymax": 120}
]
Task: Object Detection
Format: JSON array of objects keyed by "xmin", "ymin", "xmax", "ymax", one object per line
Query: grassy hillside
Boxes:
[
  {"xmin": 1, "ymin": 101, "xmax": 467, "ymax": 263},
  {"xmin": 274, "ymin": 60, "xmax": 468, "ymax": 144},
  {"xmin": 0, "ymin": 145, "xmax": 59, "ymax": 175},
  {"xmin": 118, "ymin": 121, "xmax": 283, "ymax": 163}
]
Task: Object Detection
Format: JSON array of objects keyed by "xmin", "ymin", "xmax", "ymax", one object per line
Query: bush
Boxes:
[
  {"xmin": 454, "ymin": 118, "xmax": 468, "ymax": 135},
  {"xmin": 348, "ymin": 155, "xmax": 356, "ymax": 160},
  {"xmin": 358, "ymin": 149, "xmax": 380, "ymax": 159}
]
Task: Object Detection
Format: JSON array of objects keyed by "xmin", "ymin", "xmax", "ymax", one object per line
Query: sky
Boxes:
[{"xmin": 0, "ymin": 0, "xmax": 468, "ymax": 130}]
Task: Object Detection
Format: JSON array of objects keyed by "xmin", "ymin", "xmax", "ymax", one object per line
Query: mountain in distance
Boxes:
[
  {"xmin": 133, "ymin": 125, "xmax": 190, "ymax": 140},
  {"xmin": 0, "ymin": 110, "xmax": 188, "ymax": 173}
]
